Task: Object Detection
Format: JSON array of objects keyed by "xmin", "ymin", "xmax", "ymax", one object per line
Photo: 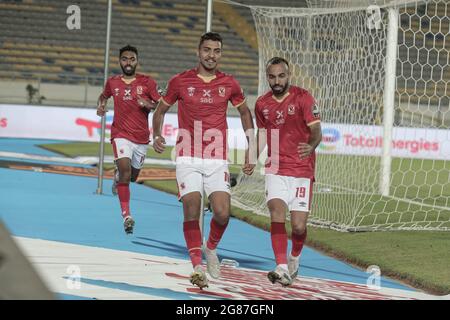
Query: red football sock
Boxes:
[
  {"xmin": 183, "ymin": 220, "xmax": 203, "ymax": 267},
  {"xmin": 206, "ymin": 218, "xmax": 228, "ymax": 250},
  {"xmin": 271, "ymin": 222, "xmax": 288, "ymax": 265},
  {"xmin": 117, "ymin": 183, "xmax": 130, "ymax": 218},
  {"xmin": 291, "ymin": 228, "xmax": 307, "ymax": 257}
]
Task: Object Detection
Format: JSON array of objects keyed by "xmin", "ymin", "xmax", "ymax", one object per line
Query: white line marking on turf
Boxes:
[{"xmin": 13, "ymin": 237, "xmax": 449, "ymax": 300}]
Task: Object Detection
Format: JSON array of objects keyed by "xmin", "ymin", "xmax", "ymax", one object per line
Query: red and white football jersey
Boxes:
[
  {"xmin": 162, "ymin": 68, "xmax": 246, "ymax": 160},
  {"xmin": 255, "ymin": 86, "xmax": 320, "ymax": 179},
  {"xmin": 102, "ymin": 73, "xmax": 161, "ymax": 144}
]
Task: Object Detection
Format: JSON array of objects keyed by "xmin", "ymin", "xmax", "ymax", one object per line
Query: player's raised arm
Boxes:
[{"xmin": 152, "ymin": 99, "xmax": 171, "ymax": 153}]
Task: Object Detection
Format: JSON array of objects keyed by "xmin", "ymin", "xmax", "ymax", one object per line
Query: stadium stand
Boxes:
[
  {"xmin": 0, "ymin": 0, "xmax": 259, "ymax": 96},
  {"xmin": 0, "ymin": 0, "xmax": 447, "ymax": 111}
]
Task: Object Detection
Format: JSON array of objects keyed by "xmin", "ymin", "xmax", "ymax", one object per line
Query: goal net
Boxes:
[{"xmin": 231, "ymin": 0, "xmax": 450, "ymax": 231}]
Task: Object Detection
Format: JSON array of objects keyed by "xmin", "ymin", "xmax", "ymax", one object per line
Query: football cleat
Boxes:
[
  {"xmin": 267, "ymin": 265, "xmax": 293, "ymax": 287},
  {"xmin": 204, "ymin": 245, "xmax": 221, "ymax": 279},
  {"xmin": 288, "ymin": 254, "xmax": 300, "ymax": 279},
  {"xmin": 123, "ymin": 216, "xmax": 135, "ymax": 234},
  {"xmin": 189, "ymin": 265, "xmax": 209, "ymax": 289}
]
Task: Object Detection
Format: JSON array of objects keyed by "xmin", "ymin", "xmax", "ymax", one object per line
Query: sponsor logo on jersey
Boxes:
[
  {"xmin": 218, "ymin": 86, "xmax": 226, "ymax": 97},
  {"xmin": 275, "ymin": 110, "xmax": 285, "ymax": 125},
  {"xmin": 201, "ymin": 89, "xmax": 213, "ymax": 103},
  {"xmin": 187, "ymin": 87, "xmax": 195, "ymax": 97},
  {"xmin": 123, "ymin": 89, "xmax": 132, "ymax": 101}
]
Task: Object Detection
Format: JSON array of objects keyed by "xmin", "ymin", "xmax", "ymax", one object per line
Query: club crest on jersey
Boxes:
[
  {"xmin": 312, "ymin": 104, "xmax": 320, "ymax": 118},
  {"xmin": 275, "ymin": 110, "xmax": 285, "ymax": 125},
  {"xmin": 288, "ymin": 104, "xmax": 295, "ymax": 115},
  {"xmin": 137, "ymin": 86, "xmax": 143, "ymax": 95},
  {"xmin": 218, "ymin": 86, "xmax": 226, "ymax": 97},
  {"xmin": 114, "ymin": 88, "xmax": 120, "ymax": 96},
  {"xmin": 187, "ymin": 86, "xmax": 195, "ymax": 97},
  {"xmin": 262, "ymin": 108, "xmax": 269, "ymax": 120},
  {"xmin": 201, "ymin": 89, "xmax": 213, "ymax": 103}
]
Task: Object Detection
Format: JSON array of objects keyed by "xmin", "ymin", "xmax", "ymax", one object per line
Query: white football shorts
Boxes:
[
  {"xmin": 176, "ymin": 157, "xmax": 231, "ymax": 199},
  {"xmin": 265, "ymin": 174, "xmax": 313, "ymax": 212},
  {"xmin": 112, "ymin": 138, "xmax": 148, "ymax": 169}
]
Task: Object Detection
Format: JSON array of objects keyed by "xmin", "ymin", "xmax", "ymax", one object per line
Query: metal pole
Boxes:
[
  {"xmin": 205, "ymin": 0, "xmax": 213, "ymax": 32},
  {"xmin": 199, "ymin": 0, "xmax": 213, "ymax": 243},
  {"xmin": 96, "ymin": 0, "xmax": 112, "ymax": 195},
  {"xmin": 380, "ymin": 7, "xmax": 398, "ymax": 197},
  {"xmin": 84, "ymin": 76, "xmax": 88, "ymax": 107}
]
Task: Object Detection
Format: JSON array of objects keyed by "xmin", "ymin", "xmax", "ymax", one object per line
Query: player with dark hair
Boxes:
[
  {"xmin": 254, "ymin": 56, "xmax": 322, "ymax": 286},
  {"xmin": 97, "ymin": 45, "xmax": 161, "ymax": 234},
  {"xmin": 152, "ymin": 32, "xmax": 255, "ymax": 288}
]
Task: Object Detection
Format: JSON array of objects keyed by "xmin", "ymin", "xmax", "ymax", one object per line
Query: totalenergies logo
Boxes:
[
  {"xmin": 76, "ymin": 116, "xmax": 113, "ymax": 138},
  {"xmin": 319, "ymin": 128, "xmax": 340, "ymax": 151}
]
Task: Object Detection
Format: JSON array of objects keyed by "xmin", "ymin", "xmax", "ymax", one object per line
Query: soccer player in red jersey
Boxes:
[
  {"xmin": 152, "ymin": 32, "xmax": 255, "ymax": 288},
  {"xmin": 97, "ymin": 45, "xmax": 161, "ymax": 234},
  {"xmin": 254, "ymin": 57, "xmax": 322, "ymax": 286}
]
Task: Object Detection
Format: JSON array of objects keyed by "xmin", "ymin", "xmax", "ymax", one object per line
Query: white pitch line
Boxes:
[
  {"xmin": 0, "ymin": 151, "xmax": 175, "ymax": 166},
  {"xmin": 14, "ymin": 237, "xmax": 449, "ymax": 300}
]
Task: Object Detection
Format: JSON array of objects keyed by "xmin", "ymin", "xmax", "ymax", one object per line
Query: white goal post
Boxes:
[{"xmin": 230, "ymin": 0, "xmax": 450, "ymax": 231}]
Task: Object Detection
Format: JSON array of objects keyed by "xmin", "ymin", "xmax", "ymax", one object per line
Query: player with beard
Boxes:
[
  {"xmin": 152, "ymin": 32, "xmax": 255, "ymax": 288},
  {"xmin": 97, "ymin": 45, "xmax": 161, "ymax": 234},
  {"xmin": 254, "ymin": 57, "xmax": 322, "ymax": 286}
]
